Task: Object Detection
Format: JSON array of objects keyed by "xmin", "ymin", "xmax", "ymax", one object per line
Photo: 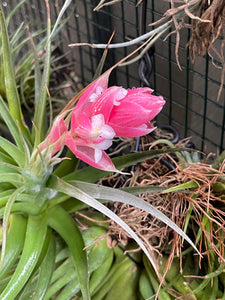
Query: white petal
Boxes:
[
  {"xmin": 94, "ymin": 148, "xmax": 102, "ymax": 163},
  {"xmin": 113, "ymin": 88, "xmax": 128, "ymax": 106},
  {"xmin": 89, "ymin": 86, "xmax": 104, "ymax": 102},
  {"xmin": 89, "ymin": 93, "xmax": 99, "ymax": 102},
  {"xmin": 96, "ymin": 86, "xmax": 104, "ymax": 95},
  {"xmin": 101, "ymin": 124, "xmax": 115, "ymax": 139},
  {"xmin": 92, "ymin": 114, "xmax": 105, "ymax": 129},
  {"xmin": 95, "ymin": 139, "xmax": 113, "ymax": 150}
]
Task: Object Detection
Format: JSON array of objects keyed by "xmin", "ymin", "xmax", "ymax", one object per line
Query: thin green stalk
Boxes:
[
  {"xmin": 0, "ymin": 6, "xmax": 30, "ymax": 141},
  {"xmin": 32, "ymin": 1, "xmax": 51, "ymax": 144}
]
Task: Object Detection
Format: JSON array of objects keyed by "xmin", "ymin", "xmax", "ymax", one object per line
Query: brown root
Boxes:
[{"xmin": 99, "ymin": 136, "xmax": 225, "ymax": 269}]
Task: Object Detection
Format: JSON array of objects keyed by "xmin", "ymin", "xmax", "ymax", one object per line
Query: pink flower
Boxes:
[
  {"xmin": 64, "ymin": 73, "xmax": 165, "ymax": 171},
  {"xmin": 43, "ymin": 71, "xmax": 165, "ymax": 171}
]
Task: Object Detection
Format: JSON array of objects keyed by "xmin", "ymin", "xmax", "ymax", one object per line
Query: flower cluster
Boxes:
[{"xmin": 42, "ymin": 72, "xmax": 165, "ymax": 171}]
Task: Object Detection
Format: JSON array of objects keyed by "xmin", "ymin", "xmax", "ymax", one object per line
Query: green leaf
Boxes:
[
  {"xmin": 50, "ymin": 256, "xmax": 74, "ymax": 285},
  {"xmin": 212, "ymin": 150, "xmax": 225, "ymax": 170},
  {"xmin": 139, "ymin": 269, "xmax": 154, "ymax": 299},
  {"xmin": 92, "ymin": 255, "xmax": 135, "ymax": 300},
  {"xmin": 0, "ymin": 136, "xmax": 25, "ymax": 167},
  {"xmin": 0, "ymin": 214, "xmax": 48, "ymax": 300},
  {"xmin": 0, "ymin": 95, "xmax": 30, "ymax": 150},
  {"xmin": 142, "ymin": 255, "xmax": 172, "ymax": 300},
  {"xmin": 104, "ymin": 258, "xmax": 138, "ymax": 300},
  {"xmin": 66, "ymin": 180, "xmax": 200, "ymax": 256},
  {"xmin": 48, "ymin": 0, "xmax": 72, "ymax": 41},
  {"xmin": 0, "ymin": 161, "xmax": 21, "ymax": 174},
  {"xmin": 0, "ymin": 6, "xmax": 30, "ymax": 139},
  {"xmin": 64, "ymin": 147, "xmax": 196, "ymax": 182},
  {"xmin": 89, "ymin": 250, "xmax": 114, "ymax": 295},
  {"xmin": 162, "ymin": 180, "xmax": 198, "ymax": 193},
  {"xmin": 0, "ymin": 190, "xmax": 15, "ymax": 208},
  {"xmin": 0, "ymin": 202, "xmax": 42, "ymax": 218},
  {"xmin": 113, "ymin": 147, "xmax": 195, "ymax": 168},
  {"xmin": 0, "ymin": 150, "xmax": 15, "ymax": 165},
  {"xmin": 27, "ymin": 27, "xmax": 42, "ymax": 110},
  {"xmin": 16, "ymin": 275, "xmax": 38, "ymax": 300},
  {"xmin": 30, "ymin": 233, "xmax": 56, "ymax": 300},
  {"xmin": 48, "ymin": 176, "xmax": 159, "ymax": 273},
  {"xmin": 0, "ymin": 173, "xmax": 24, "ymax": 188},
  {"xmin": 0, "ymin": 214, "xmax": 27, "ymax": 280},
  {"xmin": 9, "ymin": 22, "xmax": 25, "ymax": 49},
  {"xmin": 32, "ymin": 228, "xmax": 52, "ymax": 273},
  {"xmin": 47, "ymin": 205, "xmax": 90, "ymax": 300},
  {"xmin": 1, "ymin": 188, "xmax": 24, "ymax": 268},
  {"xmin": 44, "ymin": 266, "xmax": 79, "ymax": 300},
  {"xmin": 53, "ymin": 278, "xmax": 79, "ymax": 300},
  {"xmin": 121, "ymin": 185, "xmax": 166, "ymax": 195},
  {"xmin": 84, "ymin": 227, "xmax": 112, "ymax": 273},
  {"xmin": 5, "ymin": 0, "xmax": 27, "ymax": 26},
  {"xmin": 32, "ymin": 3, "xmax": 51, "ymax": 143}
]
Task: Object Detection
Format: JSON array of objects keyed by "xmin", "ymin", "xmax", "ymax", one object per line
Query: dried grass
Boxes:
[
  {"xmin": 187, "ymin": 0, "xmax": 225, "ymax": 101},
  {"xmin": 151, "ymin": 0, "xmax": 225, "ymax": 101},
  {"xmin": 98, "ymin": 137, "xmax": 225, "ymax": 270}
]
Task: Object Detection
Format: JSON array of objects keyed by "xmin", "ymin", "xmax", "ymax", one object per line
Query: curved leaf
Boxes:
[
  {"xmin": 32, "ymin": 233, "xmax": 56, "ymax": 300},
  {"xmin": 67, "ymin": 180, "xmax": 200, "ymax": 256},
  {"xmin": 44, "ymin": 268, "xmax": 78, "ymax": 300},
  {"xmin": 0, "ymin": 7, "xmax": 30, "ymax": 141},
  {"xmin": 47, "ymin": 205, "xmax": 90, "ymax": 300},
  {"xmin": 121, "ymin": 185, "xmax": 166, "ymax": 195},
  {"xmin": 0, "ymin": 137, "xmax": 25, "ymax": 167},
  {"xmin": 48, "ymin": 0, "xmax": 72, "ymax": 41},
  {"xmin": 5, "ymin": 0, "xmax": 27, "ymax": 26},
  {"xmin": 32, "ymin": 1, "xmax": 51, "ymax": 143},
  {"xmin": 0, "ymin": 173, "xmax": 24, "ymax": 188},
  {"xmin": 53, "ymin": 278, "xmax": 79, "ymax": 300},
  {"xmin": 1, "ymin": 188, "xmax": 24, "ymax": 267},
  {"xmin": 0, "ymin": 202, "xmax": 42, "ymax": 218},
  {"xmin": 0, "ymin": 214, "xmax": 48, "ymax": 300},
  {"xmin": 64, "ymin": 147, "xmax": 196, "ymax": 182},
  {"xmin": 0, "ymin": 96, "xmax": 30, "ymax": 150},
  {"xmin": 48, "ymin": 176, "xmax": 159, "ymax": 272},
  {"xmin": 0, "ymin": 214, "xmax": 27, "ymax": 280}
]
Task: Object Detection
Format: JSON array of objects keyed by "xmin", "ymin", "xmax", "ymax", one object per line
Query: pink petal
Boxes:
[
  {"xmin": 72, "ymin": 70, "xmax": 111, "ymax": 125},
  {"xmin": 82, "ymin": 86, "xmax": 127, "ymax": 123},
  {"xmin": 41, "ymin": 117, "xmax": 67, "ymax": 155},
  {"xmin": 65, "ymin": 135, "xmax": 116, "ymax": 171},
  {"xmin": 72, "ymin": 112, "xmax": 92, "ymax": 139},
  {"xmin": 111, "ymin": 122, "xmax": 155, "ymax": 137},
  {"xmin": 109, "ymin": 102, "xmax": 150, "ymax": 127},
  {"xmin": 108, "ymin": 88, "xmax": 165, "ymax": 128},
  {"xmin": 125, "ymin": 88, "xmax": 165, "ymax": 112},
  {"xmin": 110, "ymin": 102, "xmax": 164, "ymax": 128}
]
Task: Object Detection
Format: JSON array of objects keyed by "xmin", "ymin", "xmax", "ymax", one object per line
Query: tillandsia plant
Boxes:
[
  {"xmin": 0, "ymin": 2, "xmax": 201, "ymax": 300},
  {"xmin": 0, "ymin": 0, "xmax": 71, "ymax": 131}
]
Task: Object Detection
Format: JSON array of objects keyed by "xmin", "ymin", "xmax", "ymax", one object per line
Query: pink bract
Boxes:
[{"xmin": 40, "ymin": 117, "xmax": 67, "ymax": 156}]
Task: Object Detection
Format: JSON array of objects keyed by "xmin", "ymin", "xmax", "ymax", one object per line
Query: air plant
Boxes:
[{"xmin": 0, "ymin": 1, "xmax": 201, "ymax": 300}]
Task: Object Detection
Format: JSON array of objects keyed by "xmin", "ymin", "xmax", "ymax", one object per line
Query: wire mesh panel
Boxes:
[{"xmin": 3, "ymin": 0, "xmax": 225, "ymax": 154}]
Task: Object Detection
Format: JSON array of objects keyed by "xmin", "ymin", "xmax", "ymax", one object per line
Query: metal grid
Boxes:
[{"xmin": 3, "ymin": 0, "xmax": 225, "ymax": 154}]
